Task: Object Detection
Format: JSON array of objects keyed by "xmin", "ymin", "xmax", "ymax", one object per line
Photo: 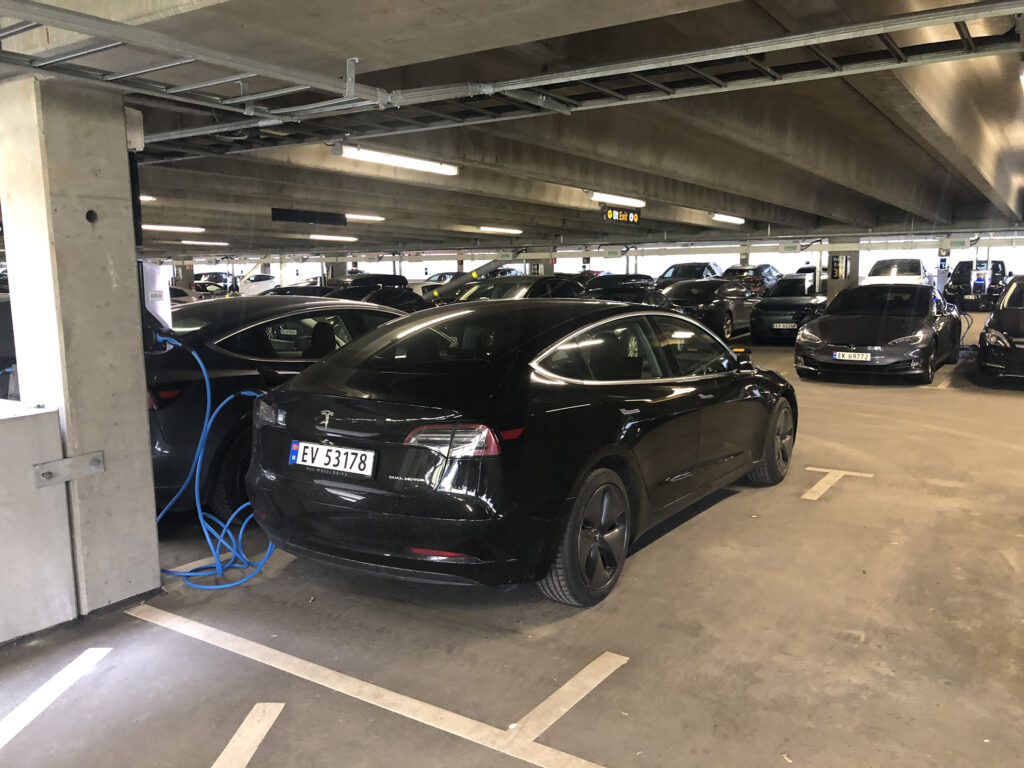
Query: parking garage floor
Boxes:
[{"xmin": 1, "ymin": 314, "xmax": 1022, "ymax": 768}]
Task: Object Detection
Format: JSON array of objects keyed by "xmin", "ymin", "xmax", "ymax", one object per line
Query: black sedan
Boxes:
[
  {"xmin": 942, "ymin": 260, "xmax": 1010, "ymax": 311},
  {"xmin": 455, "ymin": 275, "xmax": 585, "ymax": 302},
  {"xmin": 582, "ymin": 284, "xmax": 673, "ymax": 308},
  {"xmin": 978, "ymin": 276, "xmax": 1024, "ymax": 379},
  {"xmin": 246, "ymin": 301, "xmax": 797, "ymax": 606},
  {"xmin": 721, "ymin": 264, "xmax": 782, "ymax": 296},
  {"xmin": 661, "ymin": 279, "xmax": 758, "ymax": 340},
  {"xmin": 749, "ymin": 274, "xmax": 828, "ymax": 343},
  {"xmin": 585, "ymin": 274, "xmax": 654, "ymax": 290},
  {"xmin": 794, "ymin": 284, "xmax": 960, "ymax": 383},
  {"xmin": 148, "ymin": 297, "xmax": 403, "ymax": 518}
]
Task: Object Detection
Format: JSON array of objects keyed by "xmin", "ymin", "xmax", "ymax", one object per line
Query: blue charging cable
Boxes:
[{"xmin": 155, "ymin": 333, "xmax": 274, "ymax": 589}]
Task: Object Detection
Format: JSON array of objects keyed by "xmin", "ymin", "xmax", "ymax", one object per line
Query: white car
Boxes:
[
  {"xmin": 861, "ymin": 258, "xmax": 931, "ymax": 286},
  {"xmin": 238, "ymin": 273, "xmax": 279, "ymax": 295}
]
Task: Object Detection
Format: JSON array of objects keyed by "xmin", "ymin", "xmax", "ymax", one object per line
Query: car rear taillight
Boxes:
[
  {"xmin": 147, "ymin": 387, "xmax": 183, "ymax": 409},
  {"xmin": 403, "ymin": 423, "xmax": 500, "ymax": 458}
]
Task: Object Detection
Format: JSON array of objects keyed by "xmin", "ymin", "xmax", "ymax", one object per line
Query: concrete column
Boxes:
[
  {"xmin": 826, "ymin": 236, "xmax": 860, "ymax": 300},
  {"xmin": 174, "ymin": 263, "xmax": 194, "ymax": 289},
  {"xmin": 0, "ymin": 77, "xmax": 160, "ymax": 613}
]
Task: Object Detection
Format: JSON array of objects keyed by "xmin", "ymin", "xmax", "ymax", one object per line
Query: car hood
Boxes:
[
  {"xmin": 754, "ymin": 296, "xmax": 825, "ymax": 312},
  {"xmin": 989, "ymin": 308, "xmax": 1024, "ymax": 336},
  {"xmin": 807, "ymin": 314, "xmax": 927, "ymax": 345}
]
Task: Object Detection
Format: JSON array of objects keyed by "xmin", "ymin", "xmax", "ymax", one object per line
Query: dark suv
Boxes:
[
  {"xmin": 722, "ymin": 264, "xmax": 782, "ymax": 296},
  {"xmin": 942, "ymin": 260, "xmax": 1010, "ymax": 311}
]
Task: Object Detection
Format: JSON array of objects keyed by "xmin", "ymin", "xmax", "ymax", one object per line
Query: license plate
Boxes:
[
  {"xmin": 772, "ymin": 322, "xmax": 798, "ymax": 329},
  {"xmin": 833, "ymin": 351, "xmax": 871, "ymax": 362},
  {"xmin": 289, "ymin": 440, "xmax": 375, "ymax": 477},
  {"xmin": 965, "ymin": 294, "xmax": 977, "ymax": 300}
]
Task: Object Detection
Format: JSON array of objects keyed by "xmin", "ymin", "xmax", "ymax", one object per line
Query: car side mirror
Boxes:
[{"xmin": 732, "ymin": 347, "xmax": 756, "ymax": 372}]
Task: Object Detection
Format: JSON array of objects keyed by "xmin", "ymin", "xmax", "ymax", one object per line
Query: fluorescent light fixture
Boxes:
[
  {"xmin": 141, "ymin": 224, "xmax": 205, "ymax": 233},
  {"xmin": 711, "ymin": 213, "xmax": 746, "ymax": 225},
  {"xmin": 345, "ymin": 213, "xmax": 385, "ymax": 222},
  {"xmin": 479, "ymin": 226, "xmax": 523, "ymax": 235},
  {"xmin": 138, "ymin": 194, "xmax": 156, "ymax": 202},
  {"xmin": 309, "ymin": 234, "xmax": 359, "ymax": 242},
  {"xmin": 590, "ymin": 192, "xmax": 646, "ymax": 208},
  {"xmin": 340, "ymin": 145, "xmax": 458, "ymax": 176},
  {"xmin": 181, "ymin": 239, "xmax": 229, "ymax": 246}
]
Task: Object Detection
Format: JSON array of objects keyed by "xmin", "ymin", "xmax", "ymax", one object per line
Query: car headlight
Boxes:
[
  {"xmin": 888, "ymin": 330, "xmax": 927, "ymax": 346},
  {"xmin": 982, "ymin": 328, "xmax": 1011, "ymax": 348},
  {"xmin": 255, "ymin": 399, "xmax": 286, "ymax": 428},
  {"xmin": 796, "ymin": 326, "xmax": 821, "ymax": 344}
]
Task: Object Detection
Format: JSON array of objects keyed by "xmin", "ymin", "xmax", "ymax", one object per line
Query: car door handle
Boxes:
[
  {"xmin": 619, "ymin": 408, "xmax": 640, "ymax": 416},
  {"xmin": 698, "ymin": 394, "xmax": 715, "ymax": 401}
]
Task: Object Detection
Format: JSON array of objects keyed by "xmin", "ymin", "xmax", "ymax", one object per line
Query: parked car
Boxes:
[
  {"xmin": 0, "ymin": 296, "xmax": 14, "ymax": 399},
  {"xmin": 721, "ymin": 264, "xmax": 782, "ymax": 295},
  {"xmin": 661, "ymin": 279, "xmax": 758, "ymax": 340},
  {"xmin": 749, "ymin": 274, "xmax": 828, "ymax": 343},
  {"xmin": 794, "ymin": 284, "xmax": 960, "ymax": 383},
  {"xmin": 455, "ymin": 275, "xmax": 585, "ymax": 302},
  {"xmin": 582, "ymin": 284, "xmax": 673, "ymax": 308},
  {"xmin": 585, "ymin": 274, "xmax": 653, "ymax": 290},
  {"xmin": 192, "ymin": 280, "xmax": 228, "ymax": 299},
  {"xmin": 168, "ymin": 286, "xmax": 201, "ymax": 305},
  {"xmin": 260, "ymin": 285, "xmax": 336, "ymax": 297},
  {"xmin": 246, "ymin": 300, "xmax": 797, "ymax": 605},
  {"xmin": 942, "ymin": 260, "xmax": 1010, "ymax": 311},
  {"xmin": 238, "ymin": 273, "xmax": 279, "ymax": 296},
  {"xmin": 656, "ymin": 262, "xmax": 722, "ymax": 288},
  {"xmin": 194, "ymin": 271, "xmax": 237, "ymax": 291},
  {"xmin": 861, "ymin": 258, "xmax": 929, "ymax": 286},
  {"xmin": 977, "ymin": 276, "xmax": 1024, "ymax": 379},
  {"xmin": 147, "ymin": 297, "xmax": 403, "ymax": 518}
]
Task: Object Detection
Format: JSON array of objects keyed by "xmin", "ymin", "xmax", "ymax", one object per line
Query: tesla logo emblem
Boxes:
[{"xmin": 319, "ymin": 410, "xmax": 334, "ymax": 428}]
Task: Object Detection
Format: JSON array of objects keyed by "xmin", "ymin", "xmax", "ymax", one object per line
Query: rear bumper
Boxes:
[{"xmin": 246, "ymin": 470, "xmax": 552, "ymax": 585}]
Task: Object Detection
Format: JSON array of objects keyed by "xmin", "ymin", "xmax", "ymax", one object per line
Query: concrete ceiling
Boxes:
[{"xmin": 2, "ymin": 0, "xmax": 1024, "ymax": 258}]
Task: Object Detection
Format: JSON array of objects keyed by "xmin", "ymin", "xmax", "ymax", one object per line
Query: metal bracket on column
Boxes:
[{"xmin": 33, "ymin": 451, "xmax": 105, "ymax": 488}]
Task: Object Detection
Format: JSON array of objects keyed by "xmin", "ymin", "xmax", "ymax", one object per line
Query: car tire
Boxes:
[
  {"xmin": 721, "ymin": 312, "xmax": 733, "ymax": 341},
  {"xmin": 210, "ymin": 427, "xmax": 253, "ymax": 522},
  {"xmin": 538, "ymin": 468, "xmax": 631, "ymax": 607},
  {"xmin": 916, "ymin": 345, "xmax": 936, "ymax": 385},
  {"xmin": 747, "ymin": 398, "xmax": 795, "ymax": 486}
]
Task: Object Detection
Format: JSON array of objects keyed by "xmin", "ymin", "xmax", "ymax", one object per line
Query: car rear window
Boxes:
[
  {"xmin": 662, "ymin": 282, "xmax": 720, "ymax": 300},
  {"xmin": 868, "ymin": 259, "xmax": 922, "ymax": 277},
  {"xmin": 766, "ymin": 278, "xmax": 821, "ymax": 297},
  {"xmin": 661, "ymin": 264, "xmax": 707, "ymax": 279},
  {"xmin": 723, "ymin": 267, "xmax": 756, "ymax": 278}
]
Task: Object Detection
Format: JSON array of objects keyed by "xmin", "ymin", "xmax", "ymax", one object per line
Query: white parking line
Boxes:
[
  {"xmin": 508, "ymin": 652, "xmax": 627, "ymax": 742},
  {"xmin": 127, "ymin": 604, "xmax": 623, "ymax": 768},
  {"xmin": 0, "ymin": 648, "xmax": 111, "ymax": 752},
  {"xmin": 212, "ymin": 702, "xmax": 285, "ymax": 768},
  {"xmin": 802, "ymin": 467, "xmax": 874, "ymax": 501}
]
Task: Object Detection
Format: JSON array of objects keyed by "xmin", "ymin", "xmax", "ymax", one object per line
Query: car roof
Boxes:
[{"xmin": 170, "ymin": 296, "xmax": 400, "ymax": 339}]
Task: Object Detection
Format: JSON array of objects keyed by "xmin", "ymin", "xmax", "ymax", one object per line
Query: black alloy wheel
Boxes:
[
  {"xmin": 916, "ymin": 344, "xmax": 936, "ymax": 385},
  {"xmin": 721, "ymin": 312, "xmax": 734, "ymax": 341},
  {"xmin": 211, "ymin": 427, "xmax": 253, "ymax": 521},
  {"xmin": 539, "ymin": 468, "xmax": 631, "ymax": 607},
  {"xmin": 748, "ymin": 398, "xmax": 795, "ymax": 486}
]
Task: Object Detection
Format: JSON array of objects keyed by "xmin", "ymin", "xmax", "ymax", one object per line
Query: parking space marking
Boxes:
[
  {"xmin": 509, "ymin": 652, "xmax": 628, "ymax": 743},
  {"xmin": 212, "ymin": 702, "xmax": 285, "ymax": 768},
  {"xmin": 802, "ymin": 467, "xmax": 874, "ymax": 501},
  {"xmin": 0, "ymin": 647, "xmax": 111, "ymax": 752},
  {"xmin": 127, "ymin": 604, "xmax": 614, "ymax": 768}
]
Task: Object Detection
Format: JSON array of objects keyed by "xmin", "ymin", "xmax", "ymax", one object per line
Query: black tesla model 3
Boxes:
[
  {"xmin": 794, "ymin": 284, "xmax": 961, "ymax": 383},
  {"xmin": 246, "ymin": 300, "xmax": 798, "ymax": 606},
  {"xmin": 147, "ymin": 297, "xmax": 403, "ymax": 518}
]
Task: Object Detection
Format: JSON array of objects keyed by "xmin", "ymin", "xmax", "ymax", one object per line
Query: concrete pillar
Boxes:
[
  {"xmin": 0, "ymin": 77, "xmax": 160, "ymax": 613},
  {"xmin": 826, "ymin": 236, "xmax": 860, "ymax": 300},
  {"xmin": 173, "ymin": 263, "xmax": 194, "ymax": 289}
]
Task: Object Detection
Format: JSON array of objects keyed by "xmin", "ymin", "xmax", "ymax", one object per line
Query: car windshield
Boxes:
[
  {"xmin": 998, "ymin": 280, "xmax": 1024, "ymax": 309},
  {"xmin": 326, "ymin": 306, "xmax": 558, "ymax": 372},
  {"xmin": 950, "ymin": 261, "xmax": 972, "ymax": 281},
  {"xmin": 868, "ymin": 259, "xmax": 922, "ymax": 277},
  {"xmin": 723, "ymin": 267, "xmax": 755, "ymax": 278},
  {"xmin": 663, "ymin": 281, "xmax": 720, "ymax": 300},
  {"xmin": 826, "ymin": 286, "xmax": 932, "ymax": 317},
  {"xmin": 766, "ymin": 277, "xmax": 822, "ymax": 298},
  {"xmin": 457, "ymin": 279, "xmax": 535, "ymax": 301},
  {"xmin": 661, "ymin": 264, "xmax": 707, "ymax": 279}
]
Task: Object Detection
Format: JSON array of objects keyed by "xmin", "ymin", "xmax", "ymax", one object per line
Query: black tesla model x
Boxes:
[{"xmin": 247, "ymin": 300, "xmax": 797, "ymax": 606}]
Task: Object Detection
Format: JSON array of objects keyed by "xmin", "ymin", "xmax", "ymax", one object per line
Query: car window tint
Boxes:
[
  {"xmin": 218, "ymin": 311, "xmax": 354, "ymax": 360},
  {"xmin": 540, "ymin": 319, "xmax": 661, "ymax": 381},
  {"xmin": 528, "ymin": 281, "xmax": 554, "ymax": 298},
  {"xmin": 347, "ymin": 309, "xmax": 398, "ymax": 335},
  {"xmin": 550, "ymin": 280, "xmax": 580, "ymax": 298},
  {"xmin": 648, "ymin": 315, "xmax": 735, "ymax": 377}
]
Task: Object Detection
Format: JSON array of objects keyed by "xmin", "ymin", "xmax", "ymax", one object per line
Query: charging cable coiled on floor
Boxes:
[{"xmin": 155, "ymin": 333, "xmax": 274, "ymax": 589}]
